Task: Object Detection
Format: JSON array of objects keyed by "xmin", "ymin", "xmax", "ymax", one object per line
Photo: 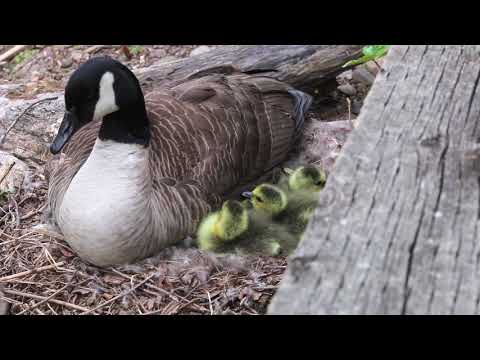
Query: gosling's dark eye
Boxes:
[{"xmin": 255, "ymin": 196, "xmax": 263, "ymax": 203}]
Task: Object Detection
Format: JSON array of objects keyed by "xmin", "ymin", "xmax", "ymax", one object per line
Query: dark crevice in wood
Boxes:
[
  {"xmin": 400, "ymin": 46, "xmax": 411, "ymax": 62},
  {"xmin": 330, "ymin": 274, "xmax": 345, "ymax": 308},
  {"xmin": 383, "ymin": 83, "xmax": 397, "ymax": 108},
  {"xmin": 382, "ymin": 190, "xmax": 404, "ymax": 271},
  {"xmin": 401, "ymin": 200, "xmax": 427, "ymax": 315},
  {"xmin": 409, "ymin": 101, "xmax": 425, "ymax": 138},
  {"xmin": 468, "ymin": 68, "xmax": 480, "ymax": 138},
  {"xmin": 453, "ymin": 232, "xmax": 464, "ymax": 276},
  {"xmin": 349, "ymin": 183, "xmax": 358, "ymax": 210},
  {"xmin": 414, "ymin": 148, "xmax": 421, "ymax": 186},
  {"xmin": 340, "ymin": 234, "xmax": 350, "ymax": 257},
  {"xmin": 365, "ymin": 195, "xmax": 377, "ymax": 225},
  {"xmin": 427, "ymin": 279, "xmax": 437, "ymax": 314},
  {"xmin": 451, "ymin": 164, "xmax": 463, "ymax": 237},
  {"xmin": 476, "ymin": 250, "xmax": 480, "ymax": 313},
  {"xmin": 419, "ymin": 46, "xmax": 429, "ymax": 66},
  {"xmin": 477, "ymin": 177, "xmax": 480, "ymax": 221},
  {"xmin": 451, "ymin": 271, "xmax": 463, "ymax": 314},
  {"xmin": 429, "ymin": 141, "xmax": 449, "ymax": 236},
  {"xmin": 415, "ymin": 74, "xmax": 427, "ymax": 99},
  {"xmin": 306, "ymin": 274, "xmax": 323, "ymax": 310}
]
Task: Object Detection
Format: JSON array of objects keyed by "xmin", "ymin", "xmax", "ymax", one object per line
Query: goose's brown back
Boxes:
[
  {"xmin": 48, "ymin": 70, "xmax": 311, "ymax": 234},
  {"xmin": 146, "ymin": 73, "xmax": 309, "ymax": 196}
]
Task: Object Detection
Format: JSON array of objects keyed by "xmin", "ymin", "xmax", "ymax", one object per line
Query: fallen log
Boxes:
[
  {"xmin": 136, "ymin": 45, "xmax": 363, "ymax": 94},
  {"xmin": 269, "ymin": 45, "xmax": 480, "ymax": 315},
  {"xmin": 0, "ymin": 45, "xmax": 28, "ymax": 63},
  {"xmin": 0, "ymin": 45, "xmax": 362, "ymax": 163}
]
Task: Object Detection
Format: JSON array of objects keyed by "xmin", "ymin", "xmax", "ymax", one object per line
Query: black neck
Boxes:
[{"xmin": 98, "ymin": 106, "xmax": 150, "ymax": 146}]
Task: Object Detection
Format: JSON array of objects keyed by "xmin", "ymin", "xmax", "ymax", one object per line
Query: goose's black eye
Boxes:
[
  {"xmin": 86, "ymin": 93, "xmax": 96, "ymax": 102},
  {"xmin": 254, "ymin": 195, "xmax": 263, "ymax": 203}
]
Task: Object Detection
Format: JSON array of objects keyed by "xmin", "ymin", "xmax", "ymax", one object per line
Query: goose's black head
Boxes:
[{"xmin": 50, "ymin": 56, "xmax": 150, "ymax": 154}]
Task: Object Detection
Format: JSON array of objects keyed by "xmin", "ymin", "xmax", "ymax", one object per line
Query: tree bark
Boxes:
[
  {"xmin": 269, "ymin": 45, "xmax": 480, "ymax": 315},
  {"xmin": 0, "ymin": 45, "xmax": 362, "ymax": 163},
  {"xmin": 136, "ymin": 45, "xmax": 363, "ymax": 94}
]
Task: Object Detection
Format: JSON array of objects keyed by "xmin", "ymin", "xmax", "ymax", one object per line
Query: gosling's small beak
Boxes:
[
  {"xmin": 242, "ymin": 191, "xmax": 253, "ymax": 199},
  {"xmin": 282, "ymin": 167, "xmax": 294, "ymax": 175},
  {"xmin": 50, "ymin": 111, "xmax": 79, "ymax": 154}
]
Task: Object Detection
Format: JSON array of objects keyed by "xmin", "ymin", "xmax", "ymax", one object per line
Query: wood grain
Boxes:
[{"xmin": 269, "ymin": 45, "xmax": 480, "ymax": 315}]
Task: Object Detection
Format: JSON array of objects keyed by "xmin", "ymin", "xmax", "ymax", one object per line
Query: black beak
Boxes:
[
  {"xmin": 50, "ymin": 111, "xmax": 79, "ymax": 154},
  {"xmin": 242, "ymin": 191, "xmax": 253, "ymax": 199}
]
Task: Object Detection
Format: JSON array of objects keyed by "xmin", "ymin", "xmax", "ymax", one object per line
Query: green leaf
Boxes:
[
  {"xmin": 342, "ymin": 45, "xmax": 391, "ymax": 68},
  {"xmin": 128, "ymin": 45, "xmax": 144, "ymax": 56},
  {"xmin": 363, "ymin": 45, "xmax": 390, "ymax": 58},
  {"xmin": 343, "ymin": 55, "xmax": 375, "ymax": 68}
]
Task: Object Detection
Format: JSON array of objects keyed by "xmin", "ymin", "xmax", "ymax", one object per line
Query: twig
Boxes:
[
  {"xmin": 141, "ymin": 308, "xmax": 164, "ymax": 315},
  {"xmin": 17, "ymin": 273, "xmax": 83, "ymax": 315},
  {"xmin": 0, "ymin": 261, "xmax": 65, "ymax": 282},
  {"xmin": 373, "ymin": 60, "xmax": 385, "ymax": 73},
  {"xmin": 0, "ymin": 161, "xmax": 15, "ymax": 186},
  {"xmin": 207, "ymin": 291, "xmax": 213, "ymax": 315},
  {"xmin": 1, "ymin": 230, "xmax": 43, "ymax": 240},
  {"xmin": 111, "ymin": 268, "xmax": 188, "ymax": 305},
  {"xmin": 34, "ymin": 308, "xmax": 45, "ymax": 315},
  {"xmin": 20, "ymin": 203, "xmax": 47, "ymax": 221},
  {"xmin": 0, "ymin": 96, "xmax": 58, "ymax": 145},
  {"xmin": 81, "ymin": 274, "xmax": 155, "ymax": 315},
  {"xmin": 4, "ymin": 289, "xmax": 90, "ymax": 313},
  {"xmin": 11, "ymin": 197, "xmax": 20, "ymax": 227},
  {"xmin": 346, "ymin": 97, "xmax": 355, "ymax": 130},
  {"xmin": 46, "ymin": 302, "xmax": 58, "ymax": 315},
  {"xmin": 0, "ymin": 45, "xmax": 28, "ymax": 63},
  {"xmin": 86, "ymin": 45, "xmax": 110, "ymax": 54}
]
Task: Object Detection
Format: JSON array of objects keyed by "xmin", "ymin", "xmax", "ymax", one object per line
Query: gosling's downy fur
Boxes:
[
  {"xmin": 278, "ymin": 164, "xmax": 327, "ymax": 193},
  {"xmin": 197, "ymin": 200, "xmax": 295, "ymax": 257},
  {"xmin": 247, "ymin": 180, "xmax": 322, "ymax": 242}
]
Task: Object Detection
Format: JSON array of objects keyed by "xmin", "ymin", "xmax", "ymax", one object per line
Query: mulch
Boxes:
[{"xmin": 0, "ymin": 159, "xmax": 287, "ymax": 315}]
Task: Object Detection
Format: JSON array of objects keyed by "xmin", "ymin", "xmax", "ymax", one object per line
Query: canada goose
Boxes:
[
  {"xmin": 278, "ymin": 164, "xmax": 327, "ymax": 193},
  {"xmin": 47, "ymin": 56, "xmax": 312, "ymax": 267},
  {"xmin": 243, "ymin": 181, "xmax": 320, "ymax": 240},
  {"xmin": 281, "ymin": 165, "xmax": 326, "ymax": 236},
  {"xmin": 244, "ymin": 183, "xmax": 288, "ymax": 217},
  {"xmin": 197, "ymin": 200, "xmax": 292, "ymax": 256}
]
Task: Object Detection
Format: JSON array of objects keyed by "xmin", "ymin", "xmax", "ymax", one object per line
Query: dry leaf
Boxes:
[
  {"xmin": 103, "ymin": 274, "xmax": 125, "ymax": 285},
  {"xmin": 71, "ymin": 288, "xmax": 91, "ymax": 295},
  {"xmin": 145, "ymin": 299, "xmax": 156, "ymax": 310},
  {"xmin": 60, "ymin": 248, "xmax": 75, "ymax": 258},
  {"xmin": 102, "ymin": 293, "xmax": 114, "ymax": 300}
]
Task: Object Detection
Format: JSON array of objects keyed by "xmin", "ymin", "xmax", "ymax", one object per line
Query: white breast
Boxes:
[{"xmin": 58, "ymin": 138, "xmax": 152, "ymax": 266}]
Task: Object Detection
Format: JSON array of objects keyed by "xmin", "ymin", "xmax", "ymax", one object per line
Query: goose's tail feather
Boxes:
[{"xmin": 288, "ymin": 89, "xmax": 313, "ymax": 136}]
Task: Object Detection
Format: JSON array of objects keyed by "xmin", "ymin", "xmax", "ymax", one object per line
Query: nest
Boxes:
[{"xmin": 0, "ymin": 169, "xmax": 287, "ymax": 315}]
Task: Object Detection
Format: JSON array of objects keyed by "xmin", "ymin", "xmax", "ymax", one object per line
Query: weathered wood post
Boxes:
[{"xmin": 269, "ymin": 45, "xmax": 480, "ymax": 315}]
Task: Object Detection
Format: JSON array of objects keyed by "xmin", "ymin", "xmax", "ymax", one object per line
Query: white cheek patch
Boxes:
[{"xmin": 94, "ymin": 71, "xmax": 119, "ymax": 120}]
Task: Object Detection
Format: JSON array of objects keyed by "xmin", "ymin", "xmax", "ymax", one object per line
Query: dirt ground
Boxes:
[
  {"xmin": 0, "ymin": 45, "xmax": 216, "ymax": 95},
  {"xmin": 0, "ymin": 45, "xmax": 375, "ymax": 315}
]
